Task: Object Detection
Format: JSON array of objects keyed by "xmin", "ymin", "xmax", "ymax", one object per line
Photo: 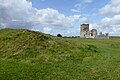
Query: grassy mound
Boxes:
[
  {"xmin": 0, "ymin": 28, "xmax": 98, "ymax": 63},
  {"xmin": 1, "ymin": 28, "xmax": 120, "ymax": 80}
]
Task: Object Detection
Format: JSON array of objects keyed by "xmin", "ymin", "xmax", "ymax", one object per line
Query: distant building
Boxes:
[{"xmin": 80, "ymin": 24, "xmax": 109, "ymax": 39}]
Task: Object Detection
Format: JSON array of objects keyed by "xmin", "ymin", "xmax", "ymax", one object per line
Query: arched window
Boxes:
[{"xmin": 91, "ymin": 33, "xmax": 93, "ymax": 36}]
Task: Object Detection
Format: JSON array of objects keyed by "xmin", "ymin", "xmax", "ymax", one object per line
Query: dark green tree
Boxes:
[{"xmin": 57, "ymin": 34, "xmax": 62, "ymax": 37}]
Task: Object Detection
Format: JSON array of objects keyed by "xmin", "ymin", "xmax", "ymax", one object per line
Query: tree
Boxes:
[{"xmin": 57, "ymin": 34, "xmax": 62, "ymax": 37}]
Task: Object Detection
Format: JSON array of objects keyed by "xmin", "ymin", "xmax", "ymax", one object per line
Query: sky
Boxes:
[{"xmin": 0, "ymin": 0, "xmax": 120, "ymax": 36}]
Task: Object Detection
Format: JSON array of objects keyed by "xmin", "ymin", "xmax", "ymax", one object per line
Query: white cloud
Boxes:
[
  {"xmin": 0, "ymin": 0, "xmax": 36, "ymax": 29},
  {"xmin": 101, "ymin": 15, "xmax": 120, "ymax": 26},
  {"xmin": 71, "ymin": 3, "xmax": 83, "ymax": 13},
  {"xmin": 79, "ymin": 17, "xmax": 89, "ymax": 23},
  {"xmin": 89, "ymin": 23, "xmax": 101, "ymax": 31},
  {"xmin": 41, "ymin": 0, "xmax": 45, "ymax": 2},
  {"xmin": 0, "ymin": 23, "xmax": 6, "ymax": 29},
  {"xmin": 0, "ymin": 0, "xmax": 34, "ymax": 21},
  {"xmin": 77, "ymin": 0, "xmax": 93, "ymax": 3},
  {"xmin": 0, "ymin": 0, "xmax": 80, "ymax": 33},
  {"xmin": 89, "ymin": 23, "xmax": 113, "ymax": 35},
  {"xmin": 43, "ymin": 27, "xmax": 52, "ymax": 34},
  {"xmin": 71, "ymin": 3, "xmax": 88, "ymax": 13},
  {"xmin": 71, "ymin": 9, "xmax": 81, "ymax": 13},
  {"xmin": 82, "ymin": 0, "xmax": 93, "ymax": 3},
  {"xmin": 101, "ymin": 18, "xmax": 112, "ymax": 26},
  {"xmin": 98, "ymin": 0, "xmax": 120, "ymax": 36},
  {"xmin": 111, "ymin": 0, "xmax": 120, "ymax": 5},
  {"xmin": 99, "ymin": 0, "xmax": 120, "ymax": 16},
  {"xmin": 91, "ymin": 15, "xmax": 120, "ymax": 35},
  {"xmin": 35, "ymin": 8, "xmax": 80, "ymax": 27}
]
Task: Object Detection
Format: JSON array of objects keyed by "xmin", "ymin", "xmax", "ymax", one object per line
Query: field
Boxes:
[{"xmin": 0, "ymin": 29, "xmax": 120, "ymax": 80}]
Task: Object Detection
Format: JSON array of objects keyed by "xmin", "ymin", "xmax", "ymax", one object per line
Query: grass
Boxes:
[{"xmin": 0, "ymin": 28, "xmax": 120, "ymax": 80}]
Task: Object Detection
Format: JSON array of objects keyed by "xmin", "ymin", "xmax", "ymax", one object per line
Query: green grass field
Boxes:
[{"xmin": 0, "ymin": 28, "xmax": 120, "ymax": 80}]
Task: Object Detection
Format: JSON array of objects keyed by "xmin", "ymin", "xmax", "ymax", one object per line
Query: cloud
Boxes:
[
  {"xmin": 71, "ymin": 3, "xmax": 87, "ymax": 13},
  {"xmin": 101, "ymin": 15, "xmax": 120, "ymax": 26},
  {"xmin": 0, "ymin": 0, "xmax": 36, "ymax": 29},
  {"xmin": 0, "ymin": 23, "xmax": 6, "ymax": 29},
  {"xmin": 77, "ymin": 0, "xmax": 93, "ymax": 3},
  {"xmin": 41, "ymin": 0, "xmax": 45, "ymax": 1},
  {"xmin": 111, "ymin": 0, "xmax": 120, "ymax": 5},
  {"xmin": 90, "ymin": 15, "xmax": 120, "ymax": 36},
  {"xmin": 71, "ymin": 0, "xmax": 93, "ymax": 13},
  {"xmin": 99, "ymin": 0, "xmax": 120, "ymax": 16},
  {"xmin": 79, "ymin": 17, "xmax": 89, "ymax": 23},
  {"xmin": 43, "ymin": 27, "xmax": 52, "ymax": 34},
  {"xmin": 0, "ymin": 0, "xmax": 80, "ymax": 34},
  {"xmin": 89, "ymin": 23, "xmax": 112, "ymax": 35},
  {"xmin": 35, "ymin": 8, "xmax": 80, "ymax": 27},
  {"xmin": 98, "ymin": 0, "xmax": 120, "ymax": 36},
  {"xmin": 82, "ymin": 0, "xmax": 93, "ymax": 3},
  {"xmin": 71, "ymin": 3, "xmax": 83, "ymax": 13},
  {"xmin": 71, "ymin": 9, "xmax": 81, "ymax": 13},
  {"xmin": 0, "ymin": 0, "xmax": 34, "ymax": 20}
]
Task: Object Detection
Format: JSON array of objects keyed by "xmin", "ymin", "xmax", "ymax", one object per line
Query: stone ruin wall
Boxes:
[{"xmin": 80, "ymin": 24, "xmax": 109, "ymax": 39}]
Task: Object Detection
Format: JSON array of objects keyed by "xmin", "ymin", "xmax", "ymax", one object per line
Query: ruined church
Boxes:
[{"xmin": 80, "ymin": 24, "xmax": 109, "ymax": 39}]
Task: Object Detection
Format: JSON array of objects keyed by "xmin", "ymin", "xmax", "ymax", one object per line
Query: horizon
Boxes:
[{"xmin": 0, "ymin": 0, "xmax": 120, "ymax": 36}]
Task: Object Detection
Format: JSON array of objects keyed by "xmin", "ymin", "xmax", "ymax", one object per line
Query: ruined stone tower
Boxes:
[
  {"xmin": 80, "ymin": 24, "xmax": 97, "ymax": 38},
  {"xmin": 80, "ymin": 24, "xmax": 89, "ymax": 38}
]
